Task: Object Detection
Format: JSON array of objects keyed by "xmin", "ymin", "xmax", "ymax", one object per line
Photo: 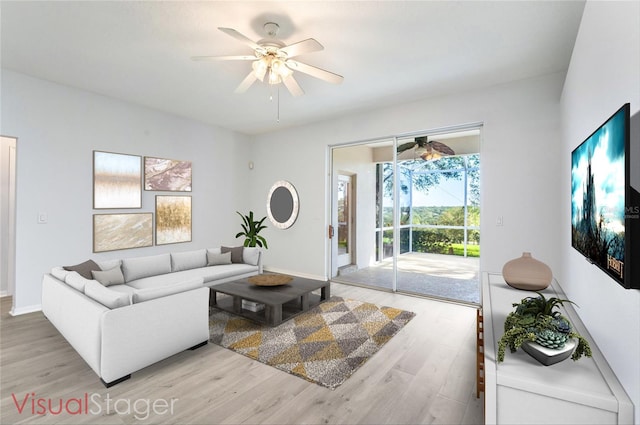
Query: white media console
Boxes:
[{"xmin": 481, "ymin": 272, "xmax": 634, "ymax": 424}]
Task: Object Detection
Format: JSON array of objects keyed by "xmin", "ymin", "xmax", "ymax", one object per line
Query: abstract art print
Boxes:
[
  {"xmin": 93, "ymin": 213, "xmax": 153, "ymax": 252},
  {"xmin": 156, "ymin": 195, "xmax": 192, "ymax": 245},
  {"xmin": 144, "ymin": 157, "xmax": 192, "ymax": 191},
  {"xmin": 93, "ymin": 151, "xmax": 142, "ymax": 209}
]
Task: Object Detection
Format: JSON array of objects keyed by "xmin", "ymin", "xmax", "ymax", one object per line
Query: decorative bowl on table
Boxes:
[{"xmin": 248, "ymin": 274, "xmax": 293, "ymax": 286}]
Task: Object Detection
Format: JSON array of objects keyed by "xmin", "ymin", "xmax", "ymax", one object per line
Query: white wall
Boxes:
[
  {"xmin": 0, "ymin": 70, "xmax": 251, "ymax": 314},
  {"xmin": 249, "ymin": 72, "xmax": 565, "ymax": 281},
  {"xmin": 560, "ymin": 1, "xmax": 640, "ymax": 421}
]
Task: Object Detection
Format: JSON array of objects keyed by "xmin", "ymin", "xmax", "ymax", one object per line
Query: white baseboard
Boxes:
[
  {"xmin": 10, "ymin": 303, "xmax": 42, "ymax": 316},
  {"xmin": 0, "ymin": 290, "xmax": 9, "ymax": 298},
  {"xmin": 263, "ymin": 267, "xmax": 327, "ymax": 282}
]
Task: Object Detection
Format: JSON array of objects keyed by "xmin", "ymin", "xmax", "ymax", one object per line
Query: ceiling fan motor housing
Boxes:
[{"xmin": 264, "ymin": 22, "xmax": 280, "ymax": 38}]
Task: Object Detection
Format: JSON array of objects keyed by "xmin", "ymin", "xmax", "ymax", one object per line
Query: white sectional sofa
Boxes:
[{"xmin": 41, "ymin": 246, "xmax": 262, "ymax": 387}]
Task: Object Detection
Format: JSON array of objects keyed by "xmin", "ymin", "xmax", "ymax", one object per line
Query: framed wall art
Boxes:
[
  {"xmin": 93, "ymin": 213, "xmax": 153, "ymax": 253},
  {"xmin": 155, "ymin": 195, "xmax": 192, "ymax": 245},
  {"xmin": 93, "ymin": 151, "xmax": 142, "ymax": 209},
  {"xmin": 144, "ymin": 157, "xmax": 192, "ymax": 191}
]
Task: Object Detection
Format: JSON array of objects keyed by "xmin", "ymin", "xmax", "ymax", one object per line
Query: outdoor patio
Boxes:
[{"xmin": 332, "ymin": 252, "xmax": 480, "ymax": 304}]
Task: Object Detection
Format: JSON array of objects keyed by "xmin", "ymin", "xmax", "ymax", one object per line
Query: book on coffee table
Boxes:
[{"xmin": 242, "ymin": 300, "xmax": 265, "ymax": 312}]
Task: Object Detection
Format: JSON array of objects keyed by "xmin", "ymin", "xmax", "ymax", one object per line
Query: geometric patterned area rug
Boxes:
[{"xmin": 209, "ymin": 296, "xmax": 416, "ymax": 389}]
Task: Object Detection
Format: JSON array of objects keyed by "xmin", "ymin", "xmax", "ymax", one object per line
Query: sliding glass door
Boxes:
[{"xmin": 331, "ymin": 126, "xmax": 481, "ymax": 305}]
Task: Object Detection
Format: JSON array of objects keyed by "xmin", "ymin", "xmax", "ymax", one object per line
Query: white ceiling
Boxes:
[{"xmin": 1, "ymin": 1, "xmax": 585, "ymax": 135}]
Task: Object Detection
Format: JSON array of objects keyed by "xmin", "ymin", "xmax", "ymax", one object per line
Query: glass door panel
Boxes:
[{"xmin": 395, "ymin": 137, "xmax": 480, "ymax": 304}]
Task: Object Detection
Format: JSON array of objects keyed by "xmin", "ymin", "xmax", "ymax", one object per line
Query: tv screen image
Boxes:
[{"xmin": 571, "ymin": 104, "xmax": 629, "ymax": 285}]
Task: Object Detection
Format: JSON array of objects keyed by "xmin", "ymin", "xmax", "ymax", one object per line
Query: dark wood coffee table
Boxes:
[{"xmin": 209, "ymin": 275, "xmax": 330, "ymax": 326}]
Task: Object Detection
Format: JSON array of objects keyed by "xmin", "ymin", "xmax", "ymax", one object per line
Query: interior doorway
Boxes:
[
  {"xmin": 1, "ymin": 136, "xmax": 17, "ymax": 301},
  {"xmin": 329, "ymin": 126, "xmax": 481, "ymax": 305}
]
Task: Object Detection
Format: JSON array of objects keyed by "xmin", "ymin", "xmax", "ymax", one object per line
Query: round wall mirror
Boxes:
[{"xmin": 266, "ymin": 180, "xmax": 299, "ymax": 229}]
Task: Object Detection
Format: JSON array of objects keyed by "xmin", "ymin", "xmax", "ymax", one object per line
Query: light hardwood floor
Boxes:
[{"xmin": 0, "ymin": 283, "xmax": 484, "ymax": 424}]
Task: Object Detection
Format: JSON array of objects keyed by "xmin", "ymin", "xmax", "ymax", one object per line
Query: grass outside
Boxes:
[
  {"xmin": 450, "ymin": 243, "xmax": 480, "ymax": 257},
  {"xmin": 412, "ymin": 243, "xmax": 480, "ymax": 257}
]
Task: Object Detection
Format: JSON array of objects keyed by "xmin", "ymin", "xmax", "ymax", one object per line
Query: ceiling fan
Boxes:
[
  {"xmin": 397, "ymin": 136, "xmax": 455, "ymax": 160},
  {"xmin": 192, "ymin": 22, "xmax": 343, "ymax": 97}
]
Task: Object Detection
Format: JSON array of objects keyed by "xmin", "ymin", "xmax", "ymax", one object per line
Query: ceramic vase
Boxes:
[{"xmin": 502, "ymin": 252, "xmax": 552, "ymax": 291}]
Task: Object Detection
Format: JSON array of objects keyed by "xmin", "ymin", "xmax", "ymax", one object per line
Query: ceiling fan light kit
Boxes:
[{"xmin": 192, "ymin": 22, "xmax": 343, "ymax": 98}]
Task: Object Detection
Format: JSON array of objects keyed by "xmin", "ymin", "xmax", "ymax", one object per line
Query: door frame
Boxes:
[{"xmin": 1, "ymin": 136, "xmax": 17, "ymax": 302}]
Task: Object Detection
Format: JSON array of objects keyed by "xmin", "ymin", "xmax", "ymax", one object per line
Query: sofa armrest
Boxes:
[
  {"xmin": 41, "ymin": 274, "xmax": 107, "ymax": 376},
  {"xmin": 99, "ymin": 287, "xmax": 209, "ymax": 383}
]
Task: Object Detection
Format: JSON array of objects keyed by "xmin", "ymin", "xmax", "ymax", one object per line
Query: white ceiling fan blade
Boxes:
[
  {"xmin": 280, "ymin": 38, "xmax": 324, "ymax": 58},
  {"xmin": 282, "ymin": 75, "xmax": 305, "ymax": 97},
  {"xmin": 191, "ymin": 55, "xmax": 256, "ymax": 62},
  {"xmin": 218, "ymin": 27, "xmax": 261, "ymax": 51},
  {"xmin": 286, "ymin": 60, "xmax": 344, "ymax": 84},
  {"xmin": 235, "ymin": 71, "xmax": 257, "ymax": 94}
]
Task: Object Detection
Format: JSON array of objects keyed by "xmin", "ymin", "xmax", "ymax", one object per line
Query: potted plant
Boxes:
[
  {"xmin": 497, "ymin": 292, "xmax": 592, "ymax": 365},
  {"xmin": 235, "ymin": 211, "xmax": 268, "ymax": 249}
]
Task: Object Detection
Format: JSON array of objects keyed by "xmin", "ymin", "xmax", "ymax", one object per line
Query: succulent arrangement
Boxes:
[{"xmin": 497, "ymin": 292, "xmax": 592, "ymax": 362}]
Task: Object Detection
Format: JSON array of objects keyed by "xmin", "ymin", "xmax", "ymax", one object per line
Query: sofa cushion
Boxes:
[
  {"xmin": 92, "ymin": 266, "xmax": 125, "ymax": 287},
  {"xmin": 121, "ymin": 253, "xmax": 171, "ymax": 283},
  {"xmin": 63, "ymin": 259, "xmax": 101, "ymax": 279},
  {"xmin": 51, "ymin": 266, "xmax": 71, "ymax": 282},
  {"xmin": 126, "ymin": 263, "xmax": 259, "ymax": 289},
  {"xmin": 243, "ymin": 247, "xmax": 260, "ymax": 266},
  {"xmin": 171, "ymin": 249, "xmax": 207, "ymax": 272},
  {"xmin": 221, "ymin": 246, "xmax": 244, "ymax": 264},
  {"xmin": 64, "ymin": 271, "xmax": 91, "ymax": 292},
  {"xmin": 207, "ymin": 251, "xmax": 231, "ymax": 266},
  {"xmin": 109, "ymin": 285, "xmax": 136, "ymax": 298},
  {"xmin": 84, "ymin": 280, "xmax": 131, "ymax": 309},
  {"xmin": 132, "ymin": 277, "xmax": 204, "ymax": 303}
]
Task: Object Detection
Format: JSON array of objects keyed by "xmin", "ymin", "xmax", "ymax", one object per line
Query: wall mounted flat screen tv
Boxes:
[{"xmin": 571, "ymin": 103, "xmax": 639, "ymax": 289}]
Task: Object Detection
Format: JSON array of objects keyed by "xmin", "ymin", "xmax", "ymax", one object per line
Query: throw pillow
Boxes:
[
  {"xmin": 207, "ymin": 251, "xmax": 232, "ymax": 266},
  {"xmin": 84, "ymin": 280, "xmax": 131, "ymax": 309},
  {"xmin": 91, "ymin": 266, "xmax": 125, "ymax": 287},
  {"xmin": 63, "ymin": 259, "xmax": 101, "ymax": 279},
  {"xmin": 221, "ymin": 246, "xmax": 244, "ymax": 264},
  {"xmin": 96, "ymin": 258, "xmax": 122, "ymax": 271}
]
